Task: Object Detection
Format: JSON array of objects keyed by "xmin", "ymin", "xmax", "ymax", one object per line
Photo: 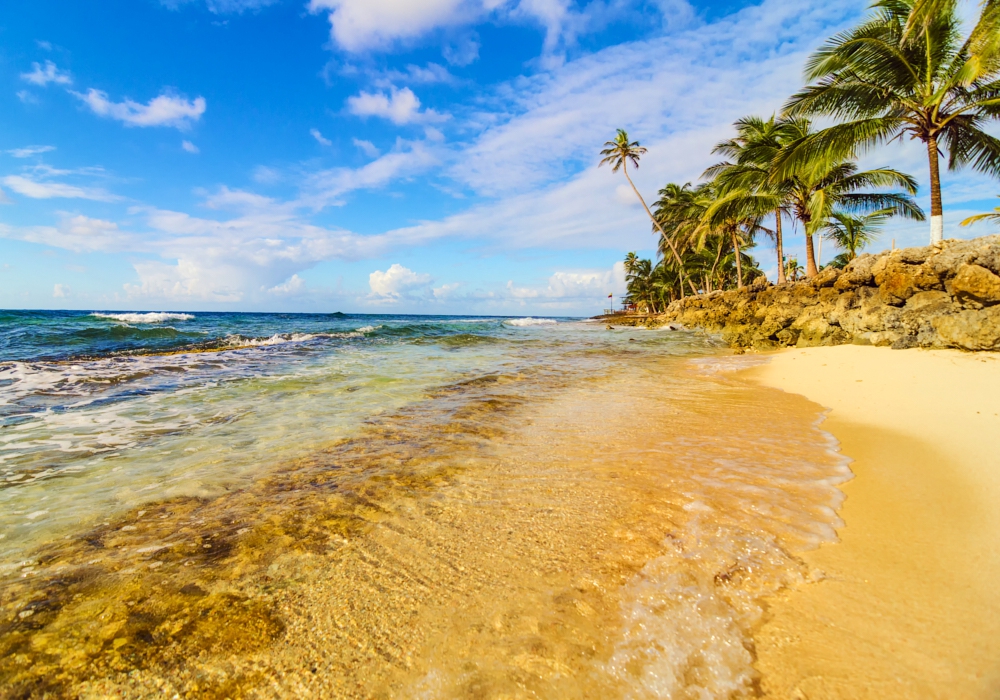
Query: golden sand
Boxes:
[{"xmin": 745, "ymin": 346, "xmax": 1000, "ymax": 699}]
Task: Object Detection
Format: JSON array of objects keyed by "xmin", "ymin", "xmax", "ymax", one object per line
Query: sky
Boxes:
[{"xmin": 1, "ymin": 0, "xmax": 998, "ymax": 315}]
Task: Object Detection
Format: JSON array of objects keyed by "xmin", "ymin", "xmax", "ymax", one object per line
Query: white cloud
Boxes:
[
  {"xmin": 302, "ymin": 139, "xmax": 439, "ymax": 207},
  {"xmin": 21, "ymin": 60, "xmax": 72, "ymax": 87},
  {"xmin": 369, "ymin": 263, "xmax": 433, "ymax": 299},
  {"xmin": 73, "ymin": 89, "xmax": 206, "ymax": 129},
  {"xmin": 506, "ymin": 262, "xmax": 625, "ymax": 302},
  {"xmin": 267, "ymin": 274, "xmax": 305, "ymax": 295},
  {"xmin": 16, "ymin": 91, "xmax": 39, "ymax": 105},
  {"xmin": 307, "ymin": 0, "xmax": 603, "ymax": 58},
  {"xmin": 53, "ymin": 283, "xmax": 70, "ymax": 298},
  {"xmin": 182, "ymin": 140, "xmax": 200, "ymax": 153},
  {"xmin": 347, "ymin": 87, "xmax": 445, "ymax": 125},
  {"xmin": 1, "ymin": 175, "xmax": 116, "ymax": 202},
  {"xmin": 0, "ymin": 215, "xmax": 132, "ymax": 253},
  {"xmin": 310, "ymin": 128, "xmax": 333, "ymax": 146},
  {"xmin": 432, "ymin": 281, "xmax": 461, "ymax": 299},
  {"xmin": 7, "ymin": 145, "xmax": 56, "ymax": 158},
  {"xmin": 36, "ymin": 40, "xmax": 53, "ymax": 51},
  {"xmin": 352, "ymin": 138, "xmax": 380, "ymax": 157},
  {"xmin": 309, "ymin": 0, "xmax": 471, "ymax": 52}
]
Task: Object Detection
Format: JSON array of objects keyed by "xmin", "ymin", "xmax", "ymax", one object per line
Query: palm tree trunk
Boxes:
[
  {"xmin": 804, "ymin": 232, "xmax": 818, "ymax": 278},
  {"xmin": 775, "ymin": 209, "xmax": 786, "ymax": 284},
  {"xmin": 708, "ymin": 238, "xmax": 724, "ymax": 291},
  {"xmin": 623, "ymin": 164, "xmax": 699, "ymax": 296},
  {"xmin": 732, "ymin": 232, "xmax": 744, "ymax": 289},
  {"xmin": 927, "ymin": 134, "xmax": 944, "ymax": 244}
]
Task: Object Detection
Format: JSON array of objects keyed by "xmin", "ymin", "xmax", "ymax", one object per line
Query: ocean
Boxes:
[{"xmin": 0, "ymin": 310, "xmax": 850, "ymax": 698}]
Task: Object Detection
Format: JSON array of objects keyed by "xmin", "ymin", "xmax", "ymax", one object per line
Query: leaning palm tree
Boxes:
[
  {"xmin": 821, "ymin": 209, "xmax": 893, "ymax": 263},
  {"xmin": 600, "ymin": 130, "xmax": 698, "ymax": 296},
  {"xmin": 781, "ymin": 0, "xmax": 1000, "ymax": 244},
  {"xmin": 960, "ymin": 196, "xmax": 1000, "ymax": 227}
]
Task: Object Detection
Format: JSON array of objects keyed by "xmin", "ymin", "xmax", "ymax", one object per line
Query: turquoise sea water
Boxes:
[
  {"xmin": 0, "ymin": 311, "xmax": 588, "ymax": 565},
  {"xmin": 0, "ymin": 310, "xmax": 853, "ymax": 698}
]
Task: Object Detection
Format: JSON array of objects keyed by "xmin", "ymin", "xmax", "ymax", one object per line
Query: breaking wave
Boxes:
[{"xmin": 91, "ymin": 312, "xmax": 195, "ymax": 324}]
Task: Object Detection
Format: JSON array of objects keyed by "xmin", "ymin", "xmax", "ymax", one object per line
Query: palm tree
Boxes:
[
  {"xmin": 700, "ymin": 185, "xmax": 771, "ymax": 289},
  {"xmin": 775, "ymin": 119, "xmax": 926, "ymax": 276},
  {"xmin": 707, "ymin": 115, "xmax": 797, "ymax": 284},
  {"xmin": 600, "ymin": 130, "xmax": 699, "ymax": 296},
  {"xmin": 781, "ymin": 0, "xmax": 1000, "ymax": 244},
  {"xmin": 785, "ymin": 257, "xmax": 804, "ymax": 282},
  {"xmin": 821, "ymin": 209, "xmax": 892, "ymax": 263},
  {"xmin": 960, "ymin": 196, "xmax": 1000, "ymax": 227}
]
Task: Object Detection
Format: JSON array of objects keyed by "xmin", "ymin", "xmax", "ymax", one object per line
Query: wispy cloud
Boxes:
[
  {"xmin": 182, "ymin": 140, "xmax": 200, "ymax": 153},
  {"xmin": 352, "ymin": 138, "xmax": 380, "ymax": 157},
  {"xmin": 73, "ymin": 89, "xmax": 206, "ymax": 129},
  {"xmin": 1, "ymin": 175, "xmax": 117, "ymax": 202},
  {"xmin": 20, "ymin": 60, "xmax": 72, "ymax": 87},
  {"xmin": 310, "ymin": 128, "xmax": 333, "ymax": 146},
  {"xmin": 7, "ymin": 145, "xmax": 56, "ymax": 158},
  {"xmin": 1, "ymin": 215, "xmax": 133, "ymax": 253}
]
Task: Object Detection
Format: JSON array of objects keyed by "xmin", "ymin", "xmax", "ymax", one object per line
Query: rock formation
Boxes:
[{"xmin": 615, "ymin": 235, "xmax": 1000, "ymax": 352}]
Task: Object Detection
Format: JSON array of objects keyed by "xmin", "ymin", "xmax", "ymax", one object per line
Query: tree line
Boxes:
[{"xmin": 601, "ymin": 0, "xmax": 999, "ymax": 311}]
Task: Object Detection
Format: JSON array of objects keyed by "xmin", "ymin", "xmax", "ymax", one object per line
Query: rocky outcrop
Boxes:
[{"xmin": 618, "ymin": 235, "xmax": 1000, "ymax": 352}]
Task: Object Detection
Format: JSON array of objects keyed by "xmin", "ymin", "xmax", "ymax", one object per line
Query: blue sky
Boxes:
[{"xmin": 1, "ymin": 0, "xmax": 997, "ymax": 315}]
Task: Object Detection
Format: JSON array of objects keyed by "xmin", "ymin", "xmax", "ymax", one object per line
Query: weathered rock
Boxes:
[
  {"xmin": 933, "ymin": 307, "xmax": 1000, "ymax": 350},
  {"xmin": 618, "ymin": 235, "xmax": 1000, "ymax": 352},
  {"xmin": 948, "ymin": 264, "xmax": 1000, "ymax": 308},
  {"xmin": 811, "ymin": 265, "xmax": 841, "ymax": 288}
]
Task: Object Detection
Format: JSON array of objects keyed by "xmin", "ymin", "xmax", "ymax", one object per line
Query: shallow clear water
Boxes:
[{"xmin": 0, "ymin": 311, "xmax": 850, "ymax": 698}]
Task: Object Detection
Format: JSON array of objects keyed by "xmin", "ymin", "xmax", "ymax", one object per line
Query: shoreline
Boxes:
[{"xmin": 741, "ymin": 345, "xmax": 1000, "ymax": 698}]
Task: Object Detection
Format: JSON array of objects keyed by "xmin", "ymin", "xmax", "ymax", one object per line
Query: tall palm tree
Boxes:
[
  {"xmin": 600, "ymin": 130, "xmax": 699, "ymax": 296},
  {"xmin": 960, "ymin": 196, "xmax": 1000, "ymax": 227},
  {"xmin": 821, "ymin": 209, "xmax": 892, "ymax": 263},
  {"xmin": 781, "ymin": 0, "xmax": 1000, "ymax": 244},
  {"xmin": 756, "ymin": 119, "xmax": 925, "ymax": 276},
  {"xmin": 707, "ymin": 115, "xmax": 797, "ymax": 284},
  {"xmin": 700, "ymin": 185, "xmax": 771, "ymax": 289}
]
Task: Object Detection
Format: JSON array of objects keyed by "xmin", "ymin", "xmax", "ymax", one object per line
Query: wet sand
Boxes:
[{"xmin": 744, "ymin": 346, "xmax": 1000, "ymax": 699}]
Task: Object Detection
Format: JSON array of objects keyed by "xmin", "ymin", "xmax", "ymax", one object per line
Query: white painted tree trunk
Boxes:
[{"xmin": 930, "ymin": 215, "xmax": 944, "ymax": 244}]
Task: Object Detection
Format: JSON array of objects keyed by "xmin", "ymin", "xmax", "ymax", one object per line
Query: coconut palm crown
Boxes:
[
  {"xmin": 780, "ymin": 0, "xmax": 1000, "ymax": 244},
  {"xmin": 600, "ymin": 129, "xmax": 698, "ymax": 295}
]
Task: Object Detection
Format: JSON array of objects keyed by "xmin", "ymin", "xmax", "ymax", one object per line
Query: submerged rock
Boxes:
[{"xmin": 615, "ymin": 235, "xmax": 1000, "ymax": 352}]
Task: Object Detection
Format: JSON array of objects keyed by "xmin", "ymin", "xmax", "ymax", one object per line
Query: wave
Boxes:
[
  {"xmin": 505, "ymin": 317, "xmax": 558, "ymax": 327},
  {"xmin": 91, "ymin": 312, "xmax": 195, "ymax": 324},
  {"xmin": 221, "ymin": 333, "xmax": 318, "ymax": 348}
]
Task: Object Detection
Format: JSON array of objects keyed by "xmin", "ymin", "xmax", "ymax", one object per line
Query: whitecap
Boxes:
[
  {"xmin": 91, "ymin": 312, "xmax": 195, "ymax": 324},
  {"xmin": 505, "ymin": 317, "xmax": 558, "ymax": 327}
]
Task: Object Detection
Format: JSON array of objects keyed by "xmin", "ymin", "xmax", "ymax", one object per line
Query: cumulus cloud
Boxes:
[
  {"xmin": 309, "ymin": 0, "xmax": 471, "ymax": 52},
  {"xmin": 182, "ymin": 140, "xmax": 200, "ymax": 153},
  {"xmin": 346, "ymin": 87, "xmax": 445, "ymax": 125},
  {"xmin": 73, "ymin": 89, "xmax": 206, "ymax": 129},
  {"xmin": 53, "ymin": 283, "xmax": 70, "ymax": 298},
  {"xmin": 21, "ymin": 60, "xmax": 72, "ymax": 87},
  {"xmin": 7, "ymin": 145, "xmax": 56, "ymax": 158},
  {"xmin": 506, "ymin": 262, "xmax": 625, "ymax": 302},
  {"xmin": 369, "ymin": 263, "xmax": 433, "ymax": 299},
  {"xmin": 308, "ymin": 0, "xmax": 603, "ymax": 57},
  {"xmin": 1, "ymin": 175, "xmax": 116, "ymax": 202},
  {"xmin": 267, "ymin": 274, "xmax": 305, "ymax": 295},
  {"xmin": 310, "ymin": 128, "xmax": 333, "ymax": 146}
]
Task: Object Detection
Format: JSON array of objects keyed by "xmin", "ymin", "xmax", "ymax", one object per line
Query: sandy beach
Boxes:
[{"xmin": 744, "ymin": 346, "xmax": 1000, "ymax": 699}]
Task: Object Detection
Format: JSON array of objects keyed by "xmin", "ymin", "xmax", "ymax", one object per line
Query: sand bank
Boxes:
[{"xmin": 744, "ymin": 346, "xmax": 1000, "ymax": 699}]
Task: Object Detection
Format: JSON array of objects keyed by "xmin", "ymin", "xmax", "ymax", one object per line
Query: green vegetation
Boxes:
[{"xmin": 605, "ymin": 0, "xmax": 999, "ymax": 307}]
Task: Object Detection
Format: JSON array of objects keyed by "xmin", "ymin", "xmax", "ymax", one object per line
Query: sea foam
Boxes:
[
  {"xmin": 505, "ymin": 317, "xmax": 557, "ymax": 327},
  {"xmin": 91, "ymin": 312, "xmax": 195, "ymax": 324}
]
